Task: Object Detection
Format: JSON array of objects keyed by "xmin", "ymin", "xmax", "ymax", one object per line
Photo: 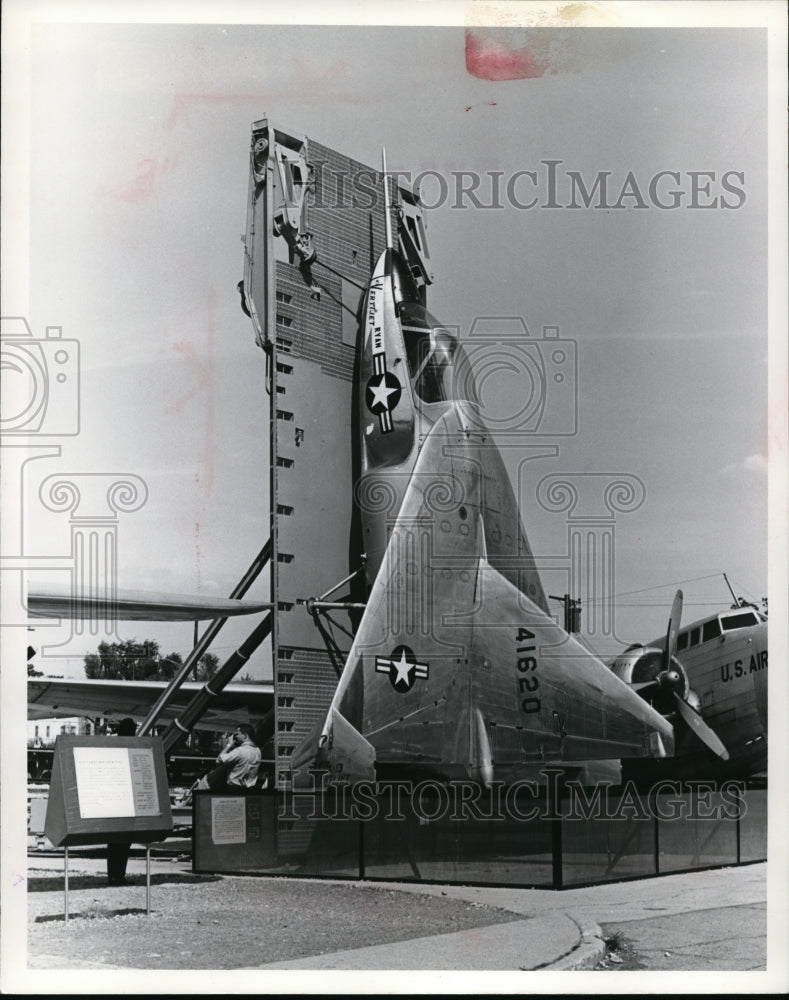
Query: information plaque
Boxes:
[
  {"xmin": 211, "ymin": 797, "xmax": 247, "ymax": 845},
  {"xmin": 44, "ymin": 735, "xmax": 173, "ymax": 847}
]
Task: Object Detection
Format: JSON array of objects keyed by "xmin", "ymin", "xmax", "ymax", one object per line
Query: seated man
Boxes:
[
  {"xmin": 213, "ymin": 724, "xmax": 262, "ymax": 792},
  {"xmin": 181, "ymin": 724, "xmax": 261, "ymax": 802}
]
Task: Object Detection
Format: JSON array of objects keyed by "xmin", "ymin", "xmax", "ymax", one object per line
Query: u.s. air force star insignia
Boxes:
[
  {"xmin": 365, "ymin": 352, "xmax": 402, "ymax": 434},
  {"xmin": 375, "ymin": 645, "xmax": 429, "ymax": 693}
]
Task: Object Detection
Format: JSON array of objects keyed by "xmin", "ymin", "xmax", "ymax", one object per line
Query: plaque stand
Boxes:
[
  {"xmin": 45, "ymin": 736, "xmax": 173, "ymax": 923},
  {"xmin": 62, "ymin": 842, "xmax": 154, "ymax": 921},
  {"xmin": 146, "ymin": 845, "xmax": 151, "ymax": 915}
]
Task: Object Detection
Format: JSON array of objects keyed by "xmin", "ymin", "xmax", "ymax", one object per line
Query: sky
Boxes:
[{"xmin": 2, "ymin": 5, "xmax": 781, "ymax": 683}]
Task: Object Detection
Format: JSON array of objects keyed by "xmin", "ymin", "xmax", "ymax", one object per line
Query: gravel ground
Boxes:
[{"xmin": 27, "ymin": 867, "xmax": 522, "ymax": 970}]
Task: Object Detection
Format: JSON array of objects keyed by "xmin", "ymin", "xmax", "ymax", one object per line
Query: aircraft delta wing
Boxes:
[{"xmin": 294, "ymin": 408, "xmax": 676, "ymax": 787}]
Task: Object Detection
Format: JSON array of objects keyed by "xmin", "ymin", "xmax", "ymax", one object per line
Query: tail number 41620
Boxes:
[{"xmin": 516, "ymin": 628, "xmax": 540, "ymax": 714}]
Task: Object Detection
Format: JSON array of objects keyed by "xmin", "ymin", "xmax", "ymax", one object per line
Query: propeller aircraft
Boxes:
[{"xmin": 609, "ymin": 590, "xmax": 767, "ymax": 783}]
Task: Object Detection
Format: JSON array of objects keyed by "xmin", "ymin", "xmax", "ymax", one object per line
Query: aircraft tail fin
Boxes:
[{"xmin": 321, "ymin": 707, "xmax": 377, "ymax": 781}]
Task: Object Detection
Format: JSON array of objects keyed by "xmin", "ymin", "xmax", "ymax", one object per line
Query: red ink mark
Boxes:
[
  {"xmin": 203, "ymin": 286, "xmax": 217, "ymax": 496},
  {"xmin": 465, "ymin": 28, "xmax": 548, "ymax": 81},
  {"xmin": 100, "ymin": 159, "xmax": 156, "ymax": 202},
  {"xmin": 166, "ymin": 94, "xmax": 222, "ymax": 130},
  {"xmin": 166, "ymin": 91, "xmax": 304, "ymax": 130},
  {"xmin": 167, "ymin": 287, "xmax": 216, "ymax": 494},
  {"xmin": 96, "ymin": 155, "xmax": 179, "ymax": 203},
  {"xmin": 167, "ymin": 340, "xmax": 211, "ymax": 412},
  {"xmin": 194, "ymin": 513, "xmax": 202, "ymax": 591}
]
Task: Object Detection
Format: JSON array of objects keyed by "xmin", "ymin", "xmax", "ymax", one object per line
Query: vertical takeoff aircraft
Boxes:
[
  {"xmin": 27, "ymin": 132, "xmax": 765, "ymax": 788},
  {"xmin": 292, "ymin": 155, "xmax": 676, "ymax": 786}
]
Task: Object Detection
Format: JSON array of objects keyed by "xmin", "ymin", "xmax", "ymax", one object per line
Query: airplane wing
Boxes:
[
  {"xmin": 28, "ymin": 677, "xmax": 274, "ymax": 732},
  {"xmin": 294, "ymin": 402, "xmax": 675, "ymax": 785},
  {"xmin": 27, "ymin": 584, "xmax": 272, "ymax": 621}
]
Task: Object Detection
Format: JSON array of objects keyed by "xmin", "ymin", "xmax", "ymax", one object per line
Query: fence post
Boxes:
[
  {"xmin": 651, "ymin": 787, "xmax": 660, "ymax": 875},
  {"xmin": 735, "ymin": 786, "xmax": 742, "ymax": 864},
  {"xmin": 551, "ymin": 818, "xmax": 563, "ymax": 890}
]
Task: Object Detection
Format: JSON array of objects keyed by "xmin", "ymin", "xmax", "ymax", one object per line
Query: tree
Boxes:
[
  {"xmin": 83, "ymin": 639, "xmax": 161, "ymax": 680},
  {"xmin": 81, "ymin": 644, "xmax": 227, "ymax": 681},
  {"xmin": 195, "ymin": 652, "xmax": 219, "ymax": 681},
  {"xmin": 158, "ymin": 652, "xmax": 184, "ymax": 680}
]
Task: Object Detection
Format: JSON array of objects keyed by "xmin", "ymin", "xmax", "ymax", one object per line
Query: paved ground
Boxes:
[
  {"xmin": 7, "ymin": 850, "xmax": 782, "ymax": 993},
  {"xmin": 599, "ymin": 901, "xmax": 767, "ymax": 971}
]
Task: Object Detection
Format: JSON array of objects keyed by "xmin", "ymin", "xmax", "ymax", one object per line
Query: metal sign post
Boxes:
[
  {"xmin": 64, "ymin": 845, "xmax": 69, "ymax": 922},
  {"xmin": 146, "ymin": 845, "xmax": 151, "ymax": 915}
]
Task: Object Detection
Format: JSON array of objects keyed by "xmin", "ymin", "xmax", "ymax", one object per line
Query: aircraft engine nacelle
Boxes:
[{"xmin": 609, "ymin": 645, "xmax": 691, "ymax": 703}]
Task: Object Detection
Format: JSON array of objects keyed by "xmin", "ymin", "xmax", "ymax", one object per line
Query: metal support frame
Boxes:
[
  {"xmin": 307, "ymin": 600, "xmax": 367, "ymax": 614},
  {"xmin": 304, "ymin": 568, "xmax": 367, "ymax": 679},
  {"xmin": 309, "ymin": 611, "xmax": 350, "ymax": 680},
  {"xmin": 138, "ymin": 540, "xmax": 271, "ymax": 737},
  {"xmin": 160, "ymin": 612, "xmax": 273, "ymax": 754}
]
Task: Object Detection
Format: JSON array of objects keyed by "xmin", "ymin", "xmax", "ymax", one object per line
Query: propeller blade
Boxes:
[
  {"xmin": 662, "ymin": 588, "xmax": 684, "ymax": 674},
  {"xmin": 673, "ymin": 692, "xmax": 730, "ymax": 760},
  {"xmin": 630, "ymin": 680, "xmax": 659, "ymax": 693}
]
